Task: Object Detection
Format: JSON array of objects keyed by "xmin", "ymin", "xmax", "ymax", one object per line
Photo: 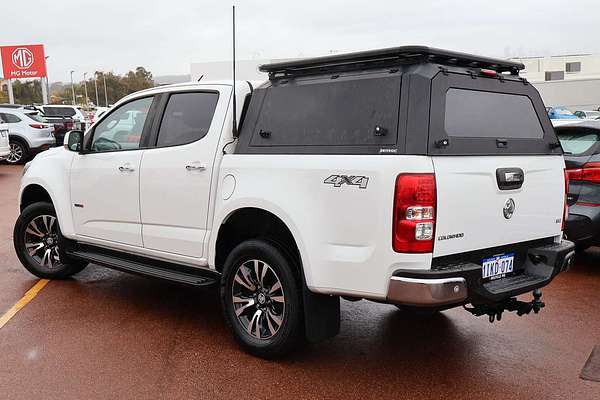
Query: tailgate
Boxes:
[
  {"xmin": 433, "ymin": 155, "xmax": 565, "ymax": 257},
  {"xmin": 426, "ymin": 71, "xmax": 566, "ymax": 258}
]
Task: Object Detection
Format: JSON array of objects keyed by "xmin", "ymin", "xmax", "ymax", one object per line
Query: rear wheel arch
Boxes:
[
  {"xmin": 214, "ymin": 207, "xmax": 302, "ymax": 275},
  {"xmin": 214, "ymin": 207, "xmax": 341, "ymax": 345},
  {"xmin": 7, "ymin": 136, "xmax": 29, "ymax": 164},
  {"xmin": 9, "ymin": 135, "xmax": 29, "ymax": 151}
]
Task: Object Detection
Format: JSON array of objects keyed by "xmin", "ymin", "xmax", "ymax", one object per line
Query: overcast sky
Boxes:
[{"xmin": 2, "ymin": 0, "xmax": 599, "ymax": 83}]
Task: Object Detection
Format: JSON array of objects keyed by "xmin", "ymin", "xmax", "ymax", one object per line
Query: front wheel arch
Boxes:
[
  {"xmin": 20, "ymin": 184, "xmax": 53, "ymax": 212},
  {"xmin": 13, "ymin": 201, "xmax": 87, "ymax": 279}
]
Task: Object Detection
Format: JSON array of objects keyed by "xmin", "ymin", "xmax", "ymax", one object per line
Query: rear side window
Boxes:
[
  {"xmin": 557, "ymin": 129, "xmax": 600, "ymax": 155},
  {"xmin": 25, "ymin": 112, "xmax": 47, "ymax": 123},
  {"xmin": 1, "ymin": 113, "xmax": 21, "ymax": 123},
  {"xmin": 444, "ymin": 89, "xmax": 543, "ymax": 139},
  {"xmin": 156, "ymin": 92, "xmax": 219, "ymax": 147},
  {"xmin": 250, "ymin": 75, "xmax": 400, "ymax": 147}
]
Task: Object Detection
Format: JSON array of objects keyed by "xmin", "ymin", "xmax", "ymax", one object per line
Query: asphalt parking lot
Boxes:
[{"xmin": 0, "ymin": 164, "xmax": 599, "ymax": 399}]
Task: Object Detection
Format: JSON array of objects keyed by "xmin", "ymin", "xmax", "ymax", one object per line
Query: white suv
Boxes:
[
  {"xmin": 0, "ymin": 120, "xmax": 9, "ymax": 161},
  {"xmin": 0, "ymin": 108, "xmax": 55, "ymax": 164},
  {"xmin": 14, "ymin": 46, "xmax": 575, "ymax": 358}
]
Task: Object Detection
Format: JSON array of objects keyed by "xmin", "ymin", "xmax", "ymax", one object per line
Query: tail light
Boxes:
[
  {"xmin": 393, "ymin": 174, "xmax": 436, "ymax": 253},
  {"xmin": 65, "ymin": 122, "xmax": 74, "ymax": 130},
  {"xmin": 29, "ymin": 124, "xmax": 47, "ymax": 129},
  {"xmin": 563, "ymin": 169, "xmax": 569, "ymax": 231},
  {"xmin": 566, "ymin": 162, "xmax": 600, "ymax": 183}
]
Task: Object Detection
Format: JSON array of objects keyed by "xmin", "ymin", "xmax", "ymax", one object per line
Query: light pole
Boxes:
[
  {"xmin": 83, "ymin": 72, "xmax": 89, "ymax": 106},
  {"xmin": 70, "ymin": 70, "xmax": 76, "ymax": 105},
  {"xmin": 94, "ymin": 72, "xmax": 99, "ymax": 106},
  {"xmin": 102, "ymin": 73, "xmax": 108, "ymax": 107},
  {"xmin": 43, "ymin": 56, "xmax": 50, "ymax": 104}
]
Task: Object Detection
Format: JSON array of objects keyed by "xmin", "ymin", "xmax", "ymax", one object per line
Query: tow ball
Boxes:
[{"xmin": 464, "ymin": 289, "xmax": 545, "ymax": 323}]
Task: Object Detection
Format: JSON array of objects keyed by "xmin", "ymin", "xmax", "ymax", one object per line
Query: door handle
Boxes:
[
  {"xmin": 186, "ymin": 164, "xmax": 206, "ymax": 171},
  {"xmin": 118, "ymin": 165, "xmax": 135, "ymax": 172}
]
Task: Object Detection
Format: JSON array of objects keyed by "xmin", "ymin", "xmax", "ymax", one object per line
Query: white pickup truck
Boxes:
[{"xmin": 14, "ymin": 46, "xmax": 575, "ymax": 358}]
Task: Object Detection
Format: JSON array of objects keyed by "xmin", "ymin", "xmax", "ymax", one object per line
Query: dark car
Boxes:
[
  {"xmin": 41, "ymin": 114, "xmax": 76, "ymax": 146},
  {"xmin": 557, "ymin": 121, "xmax": 600, "ymax": 251}
]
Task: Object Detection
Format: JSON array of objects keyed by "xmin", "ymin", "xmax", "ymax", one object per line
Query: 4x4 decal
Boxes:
[{"xmin": 324, "ymin": 174, "xmax": 369, "ymax": 189}]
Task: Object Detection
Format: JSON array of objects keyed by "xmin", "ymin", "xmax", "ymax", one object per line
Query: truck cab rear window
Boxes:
[
  {"xmin": 444, "ymin": 89, "xmax": 544, "ymax": 139},
  {"xmin": 44, "ymin": 107, "xmax": 76, "ymax": 117}
]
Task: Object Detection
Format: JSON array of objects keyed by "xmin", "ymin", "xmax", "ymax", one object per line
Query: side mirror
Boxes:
[{"xmin": 63, "ymin": 130, "xmax": 84, "ymax": 152}]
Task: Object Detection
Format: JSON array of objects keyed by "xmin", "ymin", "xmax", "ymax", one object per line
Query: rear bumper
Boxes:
[
  {"xmin": 28, "ymin": 136, "xmax": 56, "ymax": 153},
  {"xmin": 387, "ymin": 277, "xmax": 468, "ymax": 306},
  {"xmin": 387, "ymin": 240, "xmax": 575, "ymax": 307},
  {"xmin": 565, "ymin": 205, "xmax": 600, "ymax": 245},
  {"xmin": 30, "ymin": 143, "xmax": 55, "ymax": 155}
]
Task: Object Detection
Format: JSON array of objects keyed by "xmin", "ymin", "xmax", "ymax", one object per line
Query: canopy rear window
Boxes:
[
  {"xmin": 445, "ymin": 89, "xmax": 543, "ymax": 139},
  {"xmin": 428, "ymin": 71, "xmax": 560, "ymax": 156}
]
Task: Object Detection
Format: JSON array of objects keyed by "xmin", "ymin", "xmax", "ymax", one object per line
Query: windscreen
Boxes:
[
  {"xmin": 557, "ymin": 129, "xmax": 600, "ymax": 154},
  {"xmin": 445, "ymin": 88, "xmax": 544, "ymax": 139}
]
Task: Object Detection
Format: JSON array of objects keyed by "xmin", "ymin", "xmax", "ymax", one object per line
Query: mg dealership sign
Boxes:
[{"xmin": 0, "ymin": 44, "xmax": 47, "ymax": 78}]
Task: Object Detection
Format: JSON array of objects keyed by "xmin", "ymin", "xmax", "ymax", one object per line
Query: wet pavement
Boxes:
[{"xmin": 0, "ymin": 164, "xmax": 599, "ymax": 399}]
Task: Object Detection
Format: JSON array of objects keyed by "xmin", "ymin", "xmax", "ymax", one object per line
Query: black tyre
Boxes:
[
  {"xmin": 220, "ymin": 239, "xmax": 303, "ymax": 358},
  {"xmin": 14, "ymin": 202, "xmax": 88, "ymax": 279},
  {"xmin": 6, "ymin": 140, "xmax": 28, "ymax": 164}
]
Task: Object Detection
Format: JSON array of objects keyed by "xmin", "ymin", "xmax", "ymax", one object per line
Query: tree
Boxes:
[
  {"xmin": 49, "ymin": 67, "xmax": 155, "ymax": 106},
  {"xmin": 0, "ymin": 79, "xmax": 43, "ymax": 105},
  {"xmin": 122, "ymin": 67, "xmax": 154, "ymax": 94}
]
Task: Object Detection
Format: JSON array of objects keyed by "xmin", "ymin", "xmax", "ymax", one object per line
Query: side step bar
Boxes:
[{"xmin": 66, "ymin": 246, "xmax": 219, "ymax": 287}]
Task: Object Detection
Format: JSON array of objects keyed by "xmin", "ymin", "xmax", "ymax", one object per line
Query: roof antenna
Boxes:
[{"xmin": 231, "ymin": 4, "xmax": 238, "ymax": 138}]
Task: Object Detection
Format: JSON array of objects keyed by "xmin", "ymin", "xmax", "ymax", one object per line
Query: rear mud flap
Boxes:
[{"xmin": 303, "ymin": 285, "xmax": 340, "ymax": 343}]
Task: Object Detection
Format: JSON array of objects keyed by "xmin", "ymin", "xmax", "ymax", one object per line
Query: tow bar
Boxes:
[{"xmin": 464, "ymin": 289, "xmax": 545, "ymax": 323}]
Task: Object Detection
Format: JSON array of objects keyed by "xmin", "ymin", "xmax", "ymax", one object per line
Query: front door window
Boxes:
[{"xmin": 90, "ymin": 97, "xmax": 153, "ymax": 152}]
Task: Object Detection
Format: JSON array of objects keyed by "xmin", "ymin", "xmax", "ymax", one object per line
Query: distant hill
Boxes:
[{"xmin": 154, "ymin": 74, "xmax": 191, "ymax": 85}]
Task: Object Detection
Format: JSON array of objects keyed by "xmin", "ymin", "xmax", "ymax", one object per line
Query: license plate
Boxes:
[{"xmin": 482, "ymin": 253, "xmax": 514, "ymax": 280}]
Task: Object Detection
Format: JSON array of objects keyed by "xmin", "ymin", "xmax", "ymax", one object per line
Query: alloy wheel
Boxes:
[
  {"xmin": 231, "ymin": 259, "xmax": 286, "ymax": 340},
  {"xmin": 23, "ymin": 215, "xmax": 61, "ymax": 269},
  {"xmin": 6, "ymin": 143, "xmax": 23, "ymax": 164}
]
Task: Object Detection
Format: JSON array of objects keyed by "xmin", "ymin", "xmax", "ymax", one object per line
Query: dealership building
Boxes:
[
  {"xmin": 191, "ymin": 53, "xmax": 600, "ymax": 111},
  {"xmin": 190, "ymin": 59, "xmax": 285, "ymax": 83},
  {"xmin": 510, "ymin": 54, "xmax": 600, "ymax": 111}
]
